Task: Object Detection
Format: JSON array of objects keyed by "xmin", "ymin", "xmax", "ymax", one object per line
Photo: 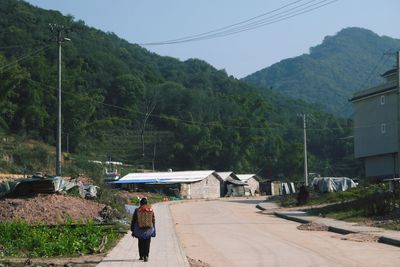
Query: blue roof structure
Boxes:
[{"xmin": 111, "ymin": 179, "xmax": 158, "ymax": 184}]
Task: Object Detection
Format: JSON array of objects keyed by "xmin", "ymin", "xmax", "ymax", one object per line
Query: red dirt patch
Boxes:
[{"xmin": 0, "ymin": 194, "xmax": 107, "ymax": 224}]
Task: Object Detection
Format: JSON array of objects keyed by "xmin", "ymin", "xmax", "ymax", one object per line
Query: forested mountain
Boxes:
[
  {"xmin": 243, "ymin": 28, "xmax": 400, "ymax": 117},
  {"xmin": 0, "ymin": 0, "xmax": 360, "ymax": 179}
]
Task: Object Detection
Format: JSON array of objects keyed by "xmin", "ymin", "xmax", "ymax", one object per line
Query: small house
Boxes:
[
  {"xmin": 217, "ymin": 172, "xmax": 246, "ymax": 197},
  {"xmin": 236, "ymin": 174, "xmax": 260, "ymax": 196}
]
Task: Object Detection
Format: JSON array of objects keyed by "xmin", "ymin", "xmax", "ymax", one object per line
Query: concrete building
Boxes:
[
  {"xmin": 113, "ymin": 170, "xmax": 223, "ymax": 199},
  {"xmin": 350, "ymin": 68, "xmax": 399, "ymax": 180},
  {"xmin": 236, "ymin": 174, "xmax": 260, "ymax": 196}
]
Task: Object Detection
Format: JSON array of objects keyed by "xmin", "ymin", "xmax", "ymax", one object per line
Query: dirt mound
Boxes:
[
  {"xmin": 0, "ymin": 194, "xmax": 107, "ymax": 224},
  {"xmin": 334, "ymin": 233, "xmax": 379, "ymax": 243},
  {"xmin": 67, "ymin": 174, "xmax": 95, "ymax": 185},
  {"xmin": 297, "ymin": 222, "xmax": 329, "ymax": 231},
  {"xmin": 187, "ymin": 257, "xmax": 211, "ymax": 267}
]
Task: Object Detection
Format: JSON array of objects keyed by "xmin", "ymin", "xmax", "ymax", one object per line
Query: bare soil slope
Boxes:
[{"xmin": 0, "ymin": 194, "xmax": 106, "ymax": 224}]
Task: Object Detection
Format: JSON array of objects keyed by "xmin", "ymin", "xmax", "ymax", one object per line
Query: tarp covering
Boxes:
[
  {"xmin": 282, "ymin": 183, "xmax": 290, "ymax": 195},
  {"xmin": 1, "ymin": 176, "xmax": 63, "ymax": 197},
  {"xmin": 79, "ymin": 184, "xmax": 99, "ymax": 198},
  {"xmin": 312, "ymin": 177, "xmax": 357, "ymax": 193},
  {"xmin": 0, "ymin": 181, "xmax": 18, "ymax": 198},
  {"xmin": 0, "ymin": 176, "xmax": 99, "ymax": 198},
  {"xmin": 226, "ymin": 184, "xmax": 245, "ymax": 197}
]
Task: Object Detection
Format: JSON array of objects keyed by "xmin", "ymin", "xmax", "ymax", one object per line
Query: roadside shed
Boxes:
[
  {"xmin": 113, "ymin": 170, "xmax": 223, "ymax": 199},
  {"xmin": 259, "ymin": 179, "xmax": 282, "ymax": 196},
  {"xmin": 236, "ymin": 174, "xmax": 260, "ymax": 196}
]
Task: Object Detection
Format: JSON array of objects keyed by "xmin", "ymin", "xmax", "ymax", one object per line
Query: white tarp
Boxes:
[
  {"xmin": 282, "ymin": 182, "xmax": 291, "ymax": 195},
  {"xmin": 312, "ymin": 177, "xmax": 357, "ymax": 193}
]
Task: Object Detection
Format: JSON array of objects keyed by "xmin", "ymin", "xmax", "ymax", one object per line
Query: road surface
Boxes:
[{"xmin": 170, "ymin": 199, "xmax": 400, "ymax": 267}]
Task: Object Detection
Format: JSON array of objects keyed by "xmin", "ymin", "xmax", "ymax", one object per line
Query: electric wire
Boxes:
[
  {"xmin": 140, "ymin": 0, "xmax": 338, "ymax": 45},
  {"xmin": 140, "ymin": 0, "xmax": 305, "ymax": 44},
  {"xmin": 0, "ymin": 44, "xmax": 50, "ymax": 73},
  {"xmin": 0, "ymin": 44, "xmax": 28, "ymax": 50},
  {"xmin": 358, "ymin": 53, "xmax": 391, "ymax": 90},
  {"xmin": 177, "ymin": 0, "xmax": 335, "ymax": 43},
  {"xmin": 25, "ymin": 77, "xmax": 380, "ymax": 133},
  {"xmin": 347, "ymin": 49, "xmax": 399, "ymax": 118},
  {"xmin": 141, "ymin": 0, "xmax": 332, "ymax": 45}
]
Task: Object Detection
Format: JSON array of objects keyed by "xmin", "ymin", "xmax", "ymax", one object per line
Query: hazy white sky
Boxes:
[{"xmin": 26, "ymin": 0, "xmax": 400, "ymax": 78}]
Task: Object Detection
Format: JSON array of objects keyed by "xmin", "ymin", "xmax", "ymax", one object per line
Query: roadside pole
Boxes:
[
  {"xmin": 49, "ymin": 24, "xmax": 70, "ymax": 177},
  {"xmin": 397, "ymin": 51, "xmax": 400, "ymax": 178},
  {"xmin": 298, "ymin": 114, "xmax": 308, "ymax": 186}
]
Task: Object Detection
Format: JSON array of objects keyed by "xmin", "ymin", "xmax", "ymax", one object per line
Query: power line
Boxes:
[
  {"xmin": 358, "ymin": 53, "xmax": 391, "ymax": 90},
  {"xmin": 140, "ymin": 0, "xmax": 338, "ymax": 45},
  {"xmin": 26, "ymin": 77, "xmax": 382, "ymax": 132},
  {"xmin": 141, "ymin": 0, "xmax": 333, "ymax": 45},
  {"xmin": 0, "ymin": 45, "xmax": 50, "ymax": 73},
  {"xmin": 183, "ymin": 0, "xmax": 335, "ymax": 43},
  {"xmin": 141, "ymin": 0, "xmax": 305, "ymax": 45},
  {"xmin": 0, "ymin": 44, "xmax": 27, "ymax": 50}
]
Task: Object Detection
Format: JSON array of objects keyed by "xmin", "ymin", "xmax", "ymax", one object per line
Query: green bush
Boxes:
[
  {"xmin": 0, "ymin": 221, "xmax": 120, "ymax": 257},
  {"xmin": 11, "ymin": 146, "xmax": 52, "ymax": 173},
  {"xmin": 307, "ymin": 184, "xmax": 400, "ymax": 219}
]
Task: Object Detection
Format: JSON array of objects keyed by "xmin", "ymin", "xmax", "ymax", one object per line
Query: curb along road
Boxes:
[{"xmin": 256, "ymin": 203, "xmax": 400, "ymax": 248}]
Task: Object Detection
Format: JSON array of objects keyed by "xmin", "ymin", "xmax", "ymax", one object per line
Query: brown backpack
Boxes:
[{"xmin": 137, "ymin": 206, "xmax": 153, "ymax": 228}]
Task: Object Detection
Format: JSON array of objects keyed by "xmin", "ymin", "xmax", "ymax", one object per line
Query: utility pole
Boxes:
[
  {"xmin": 298, "ymin": 114, "xmax": 309, "ymax": 186},
  {"xmin": 397, "ymin": 51, "xmax": 400, "ymax": 177},
  {"xmin": 49, "ymin": 24, "xmax": 70, "ymax": 177}
]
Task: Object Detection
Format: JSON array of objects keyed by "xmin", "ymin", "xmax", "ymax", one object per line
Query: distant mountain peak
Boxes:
[{"xmin": 243, "ymin": 28, "xmax": 400, "ymax": 117}]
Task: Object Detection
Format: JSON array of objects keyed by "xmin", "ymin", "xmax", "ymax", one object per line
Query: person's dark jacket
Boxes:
[{"xmin": 131, "ymin": 205, "xmax": 156, "ymax": 239}]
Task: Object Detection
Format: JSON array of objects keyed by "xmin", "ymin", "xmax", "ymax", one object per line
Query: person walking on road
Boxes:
[{"xmin": 131, "ymin": 197, "xmax": 156, "ymax": 262}]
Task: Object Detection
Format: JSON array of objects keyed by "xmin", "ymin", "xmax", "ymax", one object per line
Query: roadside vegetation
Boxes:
[
  {"xmin": 279, "ymin": 184, "xmax": 400, "ymax": 230},
  {"xmin": 0, "ymin": 221, "xmax": 122, "ymax": 257},
  {"xmin": 0, "ymin": 137, "xmax": 170, "ymax": 260}
]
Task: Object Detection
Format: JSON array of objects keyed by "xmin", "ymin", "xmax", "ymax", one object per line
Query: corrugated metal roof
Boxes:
[
  {"xmin": 225, "ymin": 177, "xmax": 245, "ymax": 185},
  {"xmin": 114, "ymin": 170, "xmax": 216, "ymax": 184},
  {"xmin": 237, "ymin": 174, "xmax": 256, "ymax": 182},
  {"xmin": 216, "ymin": 172, "xmax": 233, "ymax": 181}
]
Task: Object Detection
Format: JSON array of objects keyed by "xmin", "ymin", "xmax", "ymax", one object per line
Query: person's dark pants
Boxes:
[{"xmin": 138, "ymin": 238, "xmax": 151, "ymax": 258}]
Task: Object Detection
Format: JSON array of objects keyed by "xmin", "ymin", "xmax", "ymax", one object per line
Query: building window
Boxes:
[
  {"xmin": 381, "ymin": 95, "xmax": 385, "ymax": 105},
  {"xmin": 381, "ymin": 123, "xmax": 386, "ymax": 134}
]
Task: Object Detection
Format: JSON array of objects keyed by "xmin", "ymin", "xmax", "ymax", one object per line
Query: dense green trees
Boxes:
[
  {"xmin": 243, "ymin": 27, "xmax": 400, "ymax": 117},
  {"xmin": 0, "ymin": 0, "xmax": 361, "ymax": 179}
]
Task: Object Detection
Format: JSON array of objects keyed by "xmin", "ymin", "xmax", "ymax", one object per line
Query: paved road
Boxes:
[
  {"xmin": 97, "ymin": 202, "xmax": 190, "ymax": 267},
  {"xmin": 170, "ymin": 199, "xmax": 400, "ymax": 267}
]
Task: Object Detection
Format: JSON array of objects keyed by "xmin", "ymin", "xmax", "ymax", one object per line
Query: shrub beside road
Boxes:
[{"xmin": 279, "ymin": 184, "xmax": 400, "ymax": 230}]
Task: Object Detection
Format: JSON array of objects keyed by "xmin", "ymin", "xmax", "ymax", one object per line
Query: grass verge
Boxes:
[
  {"xmin": 278, "ymin": 184, "xmax": 400, "ymax": 230},
  {"xmin": 0, "ymin": 221, "xmax": 124, "ymax": 258}
]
